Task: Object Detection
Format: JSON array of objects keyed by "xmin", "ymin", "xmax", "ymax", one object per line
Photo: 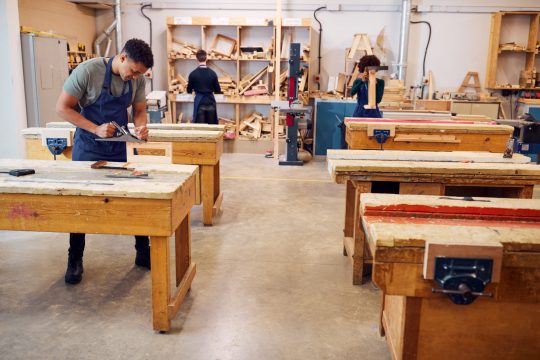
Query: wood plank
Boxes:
[
  {"xmin": 171, "ymin": 142, "xmax": 220, "ymax": 165},
  {"xmin": 327, "ymin": 150, "xmax": 530, "ymax": 164}
]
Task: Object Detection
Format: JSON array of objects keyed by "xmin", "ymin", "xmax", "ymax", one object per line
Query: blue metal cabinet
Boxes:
[{"xmin": 314, "ymin": 99, "xmax": 356, "ymax": 155}]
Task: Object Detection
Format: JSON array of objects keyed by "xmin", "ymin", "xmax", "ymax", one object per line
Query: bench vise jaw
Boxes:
[{"xmin": 423, "ymin": 242, "xmax": 502, "ymax": 305}]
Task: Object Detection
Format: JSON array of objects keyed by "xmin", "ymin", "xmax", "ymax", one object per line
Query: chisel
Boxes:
[{"xmin": 0, "ymin": 169, "xmax": 36, "ymax": 177}]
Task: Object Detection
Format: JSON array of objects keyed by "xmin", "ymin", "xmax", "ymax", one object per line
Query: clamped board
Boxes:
[{"xmin": 364, "ymin": 65, "xmax": 388, "ymax": 110}]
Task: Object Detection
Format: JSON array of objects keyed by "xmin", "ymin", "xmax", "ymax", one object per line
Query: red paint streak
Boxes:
[
  {"xmin": 363, "ymin": 215, "xmax": 540, "ymax": 229},
  {"xmin": 363, "ymin": 204, "xmax": 540, "ymax": 220},
  {"xmin": 344, "ymin": 117, "xmax": 495, "ymax": 125},
  {"xmin": 7, "ymin": 204, "xmax": 39, "ymax": 220}
]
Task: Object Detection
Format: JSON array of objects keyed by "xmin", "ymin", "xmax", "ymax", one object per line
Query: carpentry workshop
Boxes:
[{"xmin": 1, "ymin": 1, "xmax": 540, "ymax": 359}]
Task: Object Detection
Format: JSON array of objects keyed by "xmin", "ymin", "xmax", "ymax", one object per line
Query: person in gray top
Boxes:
[{"xmin": 55, "ymin": 39, "xmax": 153, "ymax": 284}]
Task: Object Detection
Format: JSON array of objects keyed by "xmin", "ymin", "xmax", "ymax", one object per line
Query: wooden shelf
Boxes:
[
  {"xmin": 485, "ymin": 12, "xmax": 540, "ymax": 89},
  {"xmin": 166, "ymin": 15, "xmax": 314, "ymax": 141}
]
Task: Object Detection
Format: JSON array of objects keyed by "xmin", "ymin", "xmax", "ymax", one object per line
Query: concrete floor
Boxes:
[{"xmin": 0, "ymin": 153, "xmax": 390, "ymax": 360}]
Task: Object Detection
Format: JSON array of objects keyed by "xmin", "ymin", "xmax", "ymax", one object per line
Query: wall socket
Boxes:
[{"xmin": 326, "ymin": 4, "xmax": 341, "ymax": 11}]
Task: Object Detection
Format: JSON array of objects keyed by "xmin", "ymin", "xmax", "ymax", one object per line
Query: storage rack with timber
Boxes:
[
  {"xmin": 485, "ymin": 11, "xmax": 540, "ymax": 90},
  {"xmin": 166, "ymin": 16, "xmax": 315, "ymax": 142}
]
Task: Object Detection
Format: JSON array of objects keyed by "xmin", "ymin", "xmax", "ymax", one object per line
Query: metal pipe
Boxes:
[
  {"xmin": 397, "ymin": 0, "xmax": 411, "ymax": 81},
  {"xmin": 115, "ymin": 0, "xmax": 122, "ymax": 53},
  {"xmin": 94, "ymin": 19, "xmax": 117, "ymax": 57}
]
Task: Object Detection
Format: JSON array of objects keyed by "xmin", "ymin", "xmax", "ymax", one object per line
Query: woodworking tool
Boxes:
[
  {"xmin": 431, "ymin": 257, "xmax": 494, "ymax": 305},
  {"xmin": 0, "ymin": 169, "xmax": 36, "ymax": 177},
  {"xmin": 497, "ymin": 119, "xmax": 540, "ymax": 163},
  {"xmin": 270, "ymin": 43, "xmax": 312, "ymax": 166},
  {"xmin": 96, "ymin": 121, "xmax": 146, "ymax": 143},
  {"xmin": 91, "ymin": 160, "xmax": 133, "ymax": 171},
  {"xmin": 146, "ymin": 91, "xmax": 168, "ymax": 124},
  {"xmin": 41, "ymin": 128, "xmax": 72, "ymax": 160}
]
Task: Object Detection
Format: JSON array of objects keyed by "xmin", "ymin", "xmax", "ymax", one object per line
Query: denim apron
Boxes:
[
  {"xmin": 72, "ymin": 57, "xmax": 133, "ymax": 162},
  {"xmin": 352, "ymin": 80, "xmax": 382, "ymax": 118}
]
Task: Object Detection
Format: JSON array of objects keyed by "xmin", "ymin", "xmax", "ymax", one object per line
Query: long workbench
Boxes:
[
  {"xmin": 21, "ymin": 123, "xmax": 224, "ymax": 226},
  {"xmin": 328, "ymin": 149, "xmax": 540, "ymax": 284},
  {"xmin": 344, "ymin": 118, "xmax": 513, "ymax": 152},
  {"xmin": 360, "ymin": 193, "xmax": 540, "ymax": 360},
  {"xmin": 0, "ymin": 159, "xmax": 198, "ymax": 332}
]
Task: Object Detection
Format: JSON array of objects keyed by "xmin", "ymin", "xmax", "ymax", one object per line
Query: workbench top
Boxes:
[
  {"xmin": 361, "ymin": 194, "xmax": 540, "ymax": 252},
  {"xmin": 344, "ymin": 117, "xmax": 512, "ymax": 133},
  {"xmin": 327, "ymin": 149, "xmax": 531, "ymax": 163},
  {"xmin": 0, "ymin": 159, "xmax": 197, "ymax": 199},
  {"xmin": 46, "ymin": 121, "xmax": 226, "ymax": 132},
  {"xmin": 21, "ymin": 127, "xmax": 223, "ymax": 142}
]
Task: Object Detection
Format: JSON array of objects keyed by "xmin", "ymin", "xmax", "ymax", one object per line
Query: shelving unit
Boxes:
[
  {"xmin": 67, "ymin": 50, "xmax": 94, "ymax": 71},
  {"xmin": 485, "ymin": 11, "xmax": 540, "ymax": 90},
  {"xmin": 166, "ymin": 16, "xmax": 314, "ymax": 142}
]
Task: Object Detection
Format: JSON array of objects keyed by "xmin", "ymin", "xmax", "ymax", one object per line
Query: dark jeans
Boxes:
[
  {"xmin": 196, "ymin": 104, "xmax": 217, "ymax": 124},
  {"xmin": 68, "ymin": 233, "xmax": 149, "ymax": 258}
]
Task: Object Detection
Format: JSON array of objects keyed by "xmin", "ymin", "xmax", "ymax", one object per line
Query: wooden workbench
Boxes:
[
  {"xmin": 328, "ymin": 149, "xmax": 540, "ymax": 284},
  {"xmin": 344, "ymin": 118, "xmax": 513, "ymax": 152},
  {"xmin": 21, "ymin": 125, "xmax": 224, "ymax": 226},
  {"xmin": 360, "ymin": 194, "xmax": 540, "ymax": 360},
  {"xmin": 46, "ymin": 121, "xmax": 226, "ymax": 132},
  {"xmin": 0, "ymin": 159, "xmax": 198, "ymax": 332}
]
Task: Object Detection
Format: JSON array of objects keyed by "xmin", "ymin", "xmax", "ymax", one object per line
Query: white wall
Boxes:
[
  {"xmin": 114, "ymin": 0, "xmax": 540, "ymax": 95},
  {"xmin": 0, "ymin": 0, "xmax": 27, "ymax": 159}
]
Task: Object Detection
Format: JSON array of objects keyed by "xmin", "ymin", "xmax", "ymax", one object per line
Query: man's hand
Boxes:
[
  {"xmin": 94, "ymin": 123, "xmax": 116, "ymax": 138},
  {"xmin": 134, "ymin": 125, "xmax": 148, "ymax": 140}
]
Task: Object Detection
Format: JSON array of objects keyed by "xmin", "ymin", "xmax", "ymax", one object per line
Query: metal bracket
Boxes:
[
  {"xmin": 432, "ymin": 257, "xmax": 494, "ymax": 305},
  {"xmin": 46, "ymin": 138, "xmax": 67, "ymax": 157}
]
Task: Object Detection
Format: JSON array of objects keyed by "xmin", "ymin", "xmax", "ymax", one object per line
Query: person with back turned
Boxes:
[
  {"xmin": 187, "ymin": 49, "xmax": 221, "ymax": 124},
  {"xmin": 55, "ymin": 38, "xmax": 154, "ymax": 284}
]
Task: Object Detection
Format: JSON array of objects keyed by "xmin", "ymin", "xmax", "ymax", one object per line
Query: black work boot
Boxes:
[
  {"xmin": 65, "ymin": 255, "xmax": 84, "ymax": 284},
  {"xmin": 135, "ymin": 247, "xmax": 151, "ymax": 270}
]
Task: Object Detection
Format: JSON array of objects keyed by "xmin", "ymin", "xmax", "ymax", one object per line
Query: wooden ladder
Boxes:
[{"xmin": 458, "ymin": 71, "xmax": 481, "ymax": 93}]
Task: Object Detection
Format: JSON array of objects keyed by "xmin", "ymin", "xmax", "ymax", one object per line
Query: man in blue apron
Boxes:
[
  {"xmin": 187, "ymin": 50, "xmax": 221, "ymax": 124},
  {"xmin": 55, "ymin": 39, "xmax": 154, "ymax": 284},
  {"xmin": 350, "ymin": 55, "xmax": 385, "ymax": 118}
]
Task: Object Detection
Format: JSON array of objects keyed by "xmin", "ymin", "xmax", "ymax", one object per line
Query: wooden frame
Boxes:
[{"xmin": 210, "ymin": 33, "xmax": 237, "ymax": 57}]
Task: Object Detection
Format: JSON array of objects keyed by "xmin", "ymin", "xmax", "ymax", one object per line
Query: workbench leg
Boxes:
[
  {"xmin": 343, "ymin": 180, "xmax": 355, "ymax": 242},
  {"xmin": 401, "ymin": 297, "xmax": 422, "ymax": 360},
  {"xmin": 150, "ymin": 236, "xmax": 171, "ymax": 332},
  {"xmin": 212, "ymin": 161, "xmax": 223, "ymax": 216},
  {"xmin": 519, "ymin": 185, "xmax": 534, "ymax": 199},
  {"xmin": 175, "ymin": 212, "xmax": 191, "ymax": 286},
  {"xmin": 351, "ymin": 181, "xmax": 371, "ymax": 285},
  {"xmin": 201, "ymin": 165, "xmax": 215, "ymax": 226}
]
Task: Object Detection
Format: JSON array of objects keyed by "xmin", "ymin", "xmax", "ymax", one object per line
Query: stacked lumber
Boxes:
[
  {"xmin": 169, "ymin": 74, "xmax": 188, "ymax": 94},
  {"xmin": 244, "ymin": 81, "xmax": 268, "ymax": 96},
  {"xmin": 379, "ymin": 79, "xmax": 406, "ymax": 109},
  {"xmin": 219, "ymin": 76, "xmax": 237, "ymax": 96},
  {"xmin": 238, "ymin": 112, "xmax": 272, "ymax": 140},
  {"xmin": 499, "ymin": 42, "xmax": 527, "ymax": 51},
  {"xmin": 209, "ymin": 50, "xmax": 236, "ymax": 60},
  {"xmin": 169, "ymin": 38, "xmax": 198, "ymax": 59},
  {"xmin": 218, "ymin": 117, "xmax": 236, "ymax": 139},
  {"xmin": 238, "ymin": 66, "xmax": 272, "ymax": 96}
]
